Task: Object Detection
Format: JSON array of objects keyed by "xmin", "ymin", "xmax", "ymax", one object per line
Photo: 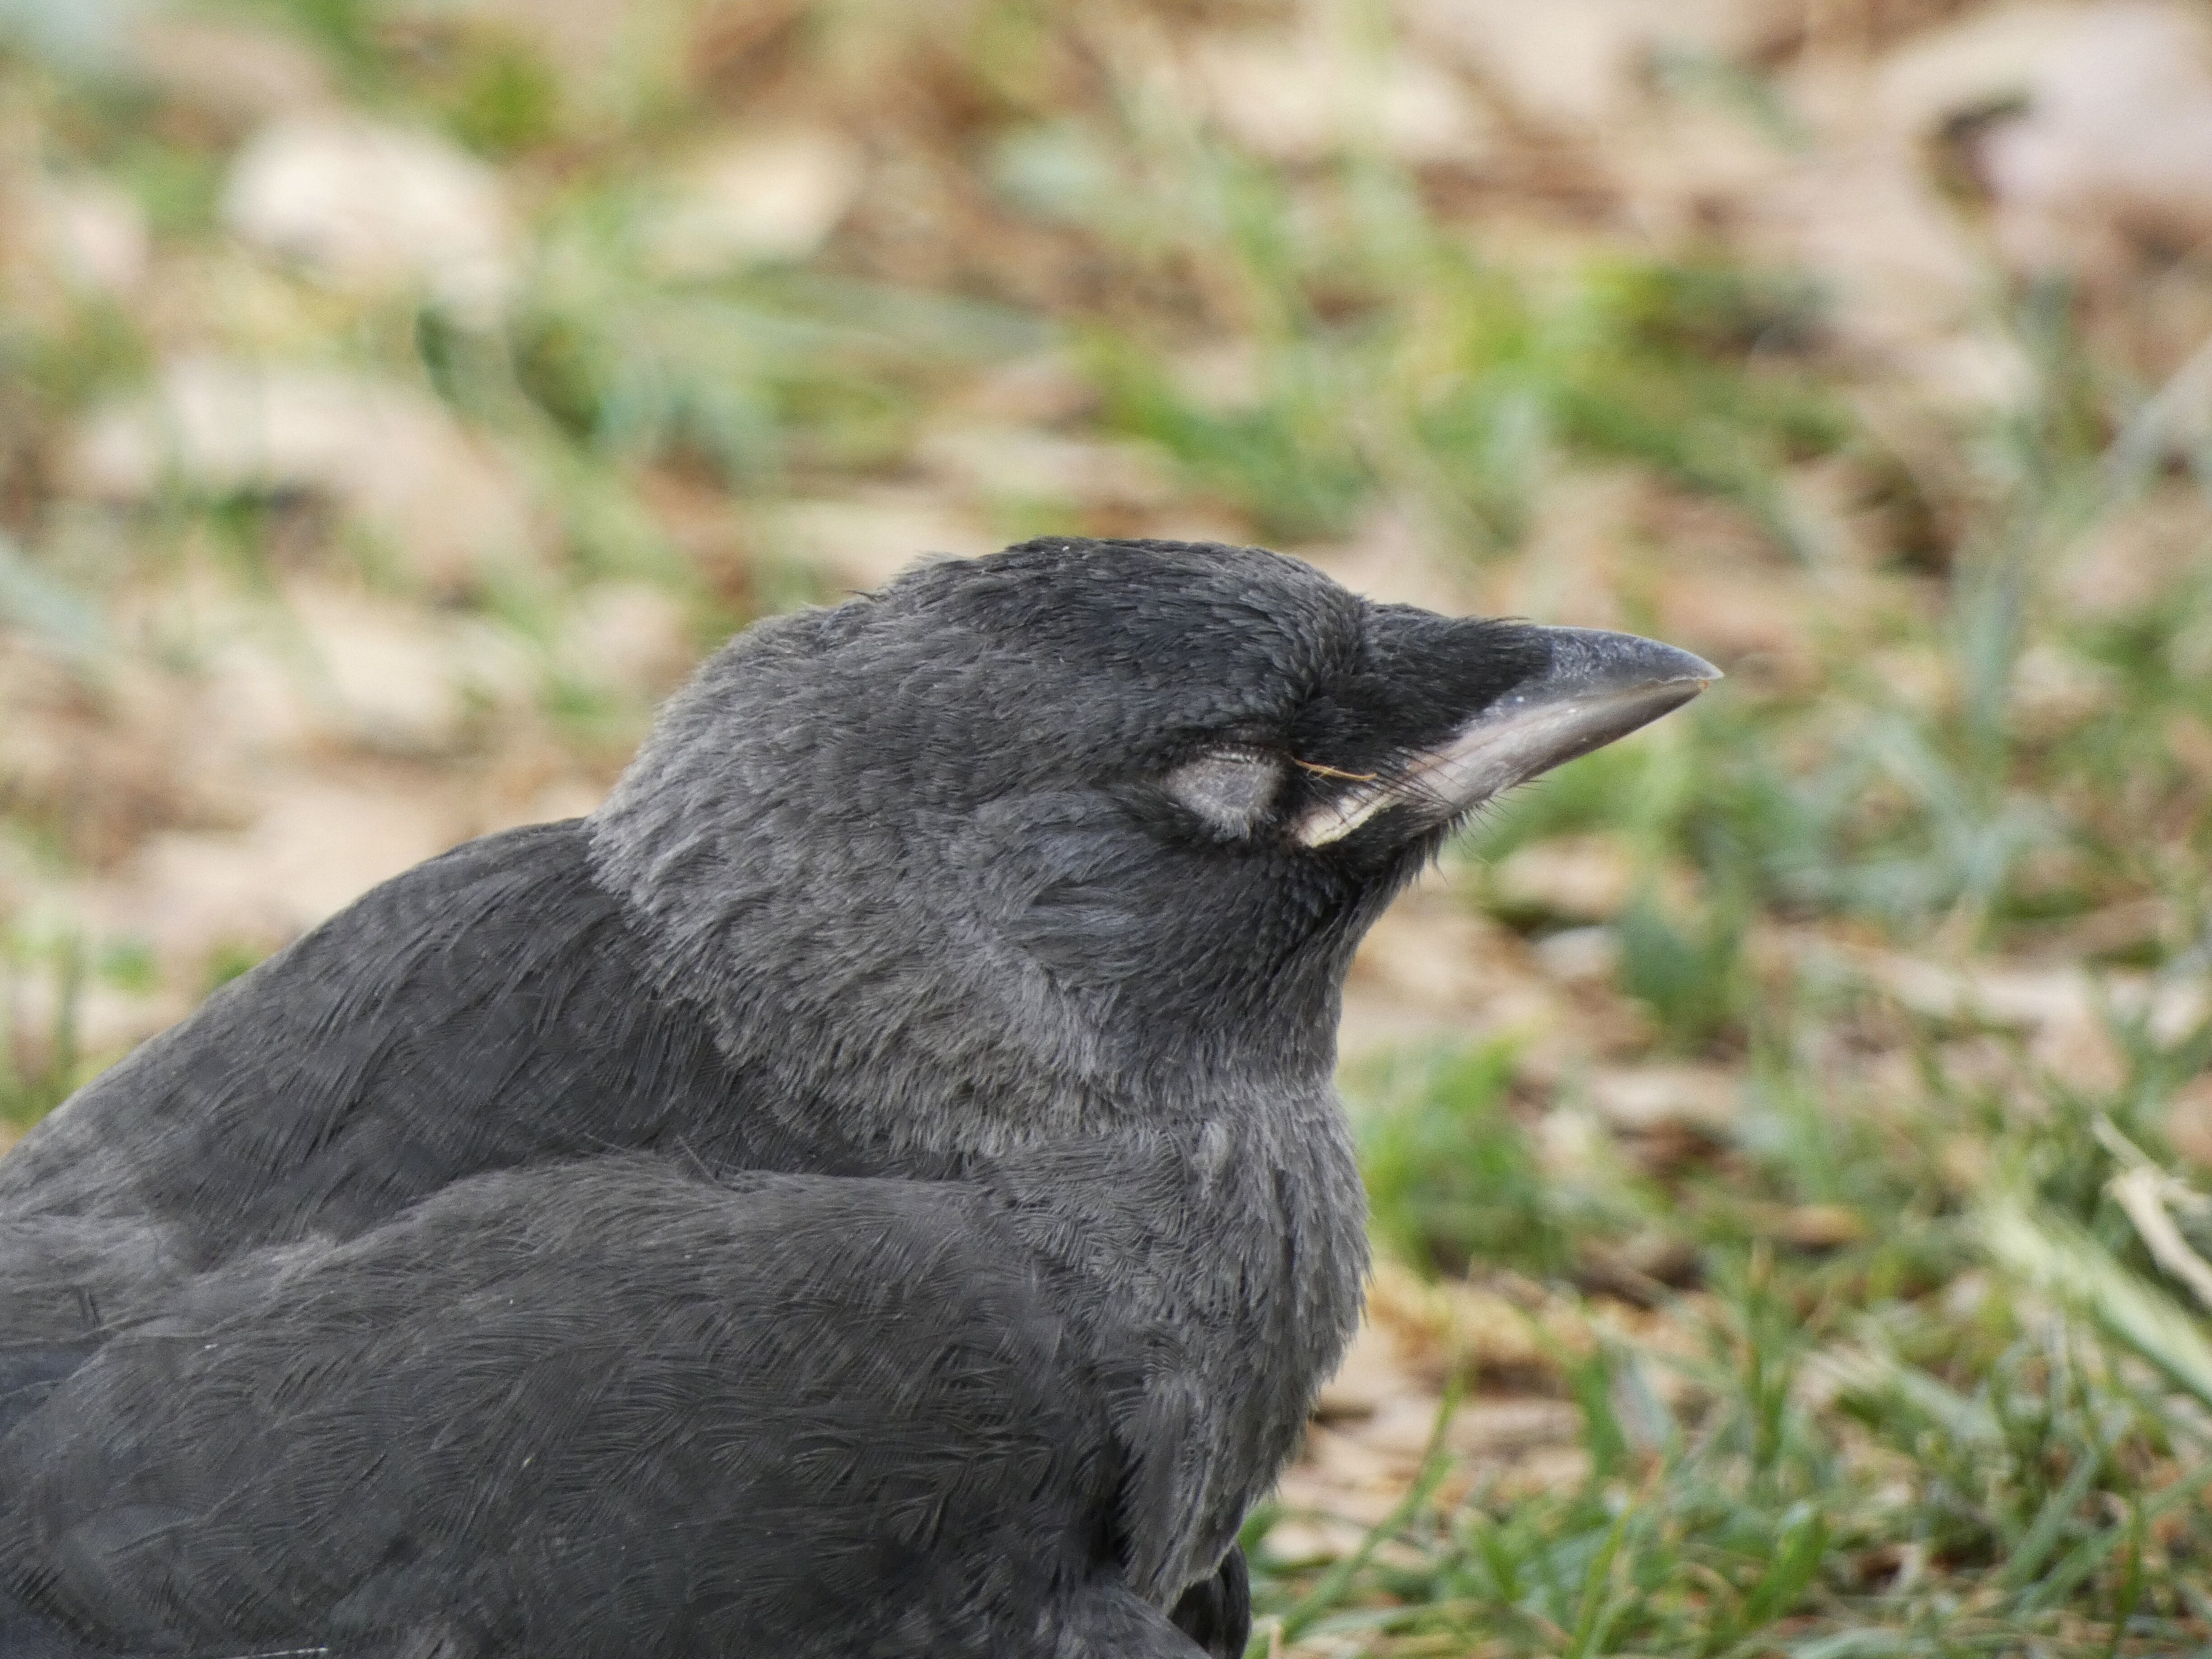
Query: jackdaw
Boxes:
[{"xmin": 0, "ymin": 536, "xmax": 1715, "ymax": 1657}]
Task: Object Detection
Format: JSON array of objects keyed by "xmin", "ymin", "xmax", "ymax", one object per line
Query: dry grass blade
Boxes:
[
  {"xmin": 2107, "ymin": 1167, "xmax": 2212, "ymax": 1318},
  {"xmin": 1981, "ymin": 1195, "xmax": 2212, "ymax": 1411}
]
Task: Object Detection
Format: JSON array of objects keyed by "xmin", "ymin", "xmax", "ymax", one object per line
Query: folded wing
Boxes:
[{"xmin": 0, "ymin": 1158, "xmax": 1169, "ymax": 1659}]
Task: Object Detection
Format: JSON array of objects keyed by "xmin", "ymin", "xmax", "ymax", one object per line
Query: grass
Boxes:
[
  {"xmin": 2, "ymin": 1, "xmax": 2212, "ymax": 1653},
  {"xmin": 1286, "ymin": 1030, "xmax": 2212, "ymax": 1653},
  {"xmin": 1292, "ymin": 450, "xmax": 2212, "ymax": 1648},
  {"xmin": 1240, "ymin": 200, "xmax": 2212, "ymax": 1650}
]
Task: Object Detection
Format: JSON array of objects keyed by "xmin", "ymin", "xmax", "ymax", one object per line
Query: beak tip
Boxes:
[
  {"xmin": 1656, "ymin": 647, "xmax": 1723, "ymax": 691},
  {"xmin": 1538, "ymin": 627, "xmax": 1720, "ymax": 693}
]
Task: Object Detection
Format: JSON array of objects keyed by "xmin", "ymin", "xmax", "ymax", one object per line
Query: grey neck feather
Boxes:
[{"xmin": 586, "ymin": 606, "xmax": 1363, "ymax": 1162}]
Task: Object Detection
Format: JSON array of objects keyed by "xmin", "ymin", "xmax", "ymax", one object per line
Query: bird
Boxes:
[{"xmin": 0, "ymin": 536, "xmax": 1715, "ymax": 1658}]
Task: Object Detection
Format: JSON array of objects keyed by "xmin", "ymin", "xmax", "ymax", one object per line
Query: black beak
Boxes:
[{"xmin": 1293, "ymin": 626, "xmax": 1720, "ymax": 848}]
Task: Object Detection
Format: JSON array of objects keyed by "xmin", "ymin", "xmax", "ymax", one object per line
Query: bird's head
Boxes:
[{"xmin": 590, "ymin": 538, "xmax": 1715, "ymax": 1153}]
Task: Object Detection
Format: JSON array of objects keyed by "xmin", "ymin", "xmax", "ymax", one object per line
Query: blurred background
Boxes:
[{"xmin": 3, "ymin": 0, "xmax": 2212, "ymax": 1649}]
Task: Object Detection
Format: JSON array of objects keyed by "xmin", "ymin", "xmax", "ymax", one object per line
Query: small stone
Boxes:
[
  {"xmin": 646, "ymin": 128, "xmax": 866, "ymax": 273},
  {"xmin": 70, "ymin": 359, "xmax": 536, "ymax": 593},
  {"xmin": 223, "ymin": 116, "xmax": 516, "ymax": 321}
]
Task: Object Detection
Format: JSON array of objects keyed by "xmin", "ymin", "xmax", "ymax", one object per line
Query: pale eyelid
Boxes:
[{"xmin": 1162, "ymin": 749, "xmax": 1286, "ymax": 837}]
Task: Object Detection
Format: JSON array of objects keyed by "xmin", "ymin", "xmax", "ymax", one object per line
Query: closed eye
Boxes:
[{"xmin": 1161, "ymin": 749, "xmax": 1285, "ymax": 838}]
